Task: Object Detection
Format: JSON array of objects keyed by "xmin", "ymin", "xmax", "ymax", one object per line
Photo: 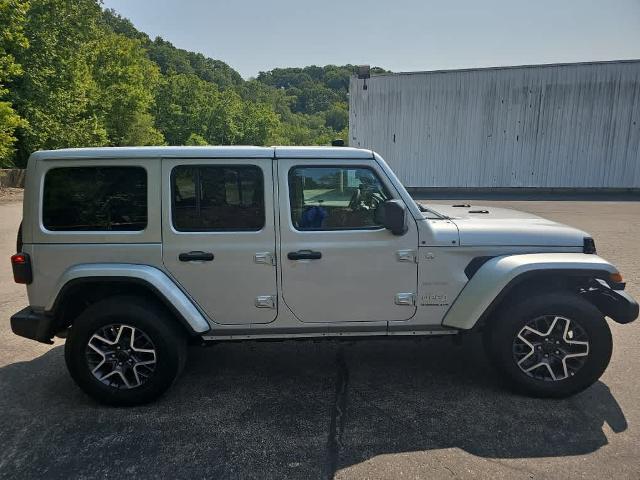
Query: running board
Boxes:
[{"xmin": 201, "ymin": 329, "xmax": 458, "ymax": 342}]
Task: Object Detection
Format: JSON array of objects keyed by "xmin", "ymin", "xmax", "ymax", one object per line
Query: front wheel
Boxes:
[
  {"xmin": 65, "ymin": 296, "xmax": 187, "ymax": 406},
  {"xmin": 484, "ymin": 292, "xmax": 612, "ymax": 398}
]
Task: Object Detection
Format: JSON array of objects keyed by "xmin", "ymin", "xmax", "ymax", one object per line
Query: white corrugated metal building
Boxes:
[{"xmin": 349, "ymin": 60, "xmax": 640, "ymax": 190}]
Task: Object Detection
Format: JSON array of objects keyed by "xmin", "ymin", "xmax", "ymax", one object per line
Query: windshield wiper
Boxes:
[
  {"xmin": 415, "ymin": 201, "xmax": 428, "ymax": 212},
  {"xmin": 415, "ymin": 202, "xmax": 449, "ymax": 219}
]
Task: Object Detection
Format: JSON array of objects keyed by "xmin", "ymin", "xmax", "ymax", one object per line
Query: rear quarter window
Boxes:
[{"xmin": 42, "ymin": 166, "xmax": 147, "ymax": 232}]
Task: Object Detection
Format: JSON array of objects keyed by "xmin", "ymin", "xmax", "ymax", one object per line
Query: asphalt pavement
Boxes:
[{"xmin": 1, "ymin": 196, "xmax": 639, "ymax": 479}]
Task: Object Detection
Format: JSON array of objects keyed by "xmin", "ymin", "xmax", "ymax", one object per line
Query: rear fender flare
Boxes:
[{"xmin": 48, "ymin": 264, "xmax": 211, "ymax": 334}]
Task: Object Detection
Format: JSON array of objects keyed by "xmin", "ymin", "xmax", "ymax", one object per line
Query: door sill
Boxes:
[{"xmin": 200, "ymin": 326, "xmax": 458, "ymax": 341}]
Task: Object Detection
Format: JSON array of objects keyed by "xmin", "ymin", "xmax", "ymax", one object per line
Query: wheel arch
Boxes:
[
  {"xmin": 47, "ymin": 264, "xmax": 211, "ymax": 336},
  {"xmin": 442, "ymin": 253, "xmax": 619, "ymax": 330},
  {"xmin": 472, "ymin": 269, "xmax": 611, "ymax": 331}
]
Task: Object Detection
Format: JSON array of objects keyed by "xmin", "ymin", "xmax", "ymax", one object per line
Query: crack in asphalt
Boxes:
[{"xmin": 323, "ymin": 348, "xmax": 349, "ymax": 480}]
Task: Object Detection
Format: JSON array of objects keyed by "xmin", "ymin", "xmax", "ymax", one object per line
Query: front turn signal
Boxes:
[{"xmin": 610, "ymin": 272, "xmax": 624, "ymax": 284}]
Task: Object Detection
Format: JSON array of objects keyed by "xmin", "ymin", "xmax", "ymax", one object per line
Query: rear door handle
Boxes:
[
  {"xmin": 179, "ymin": 251, "xmax": 214, "ymax": 262},
  {"xmin": 287, "ymin": 250, "xmax": 322, "ymax": 260}
]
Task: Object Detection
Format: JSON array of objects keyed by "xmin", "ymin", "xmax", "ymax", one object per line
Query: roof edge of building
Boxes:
[{"xmin": 357, "ymin": 58, "xmax": 640, "ymax": 79}]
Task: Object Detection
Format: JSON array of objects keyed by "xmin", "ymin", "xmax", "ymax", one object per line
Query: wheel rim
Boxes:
[
  {"xmin": 512, "ymin": 315, "xmax": 590, "ymax": 381},
  {"xmin": 85, "ymin": 324, "xmax": 157, "ymax": 389}
]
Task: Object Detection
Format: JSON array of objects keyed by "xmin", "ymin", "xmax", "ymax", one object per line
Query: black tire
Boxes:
[
  {"xmin": 484, "ymin": 292, "xmax": 612, "ymax": 398},
  {"xmin": 65, "ymin": 296, "xmax": 188, "ymax": 406}
]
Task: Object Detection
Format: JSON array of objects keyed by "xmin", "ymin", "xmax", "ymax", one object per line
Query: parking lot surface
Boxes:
[{"xmin": 1, "ymin": 197, "xmax": 639, "ymax": 479}]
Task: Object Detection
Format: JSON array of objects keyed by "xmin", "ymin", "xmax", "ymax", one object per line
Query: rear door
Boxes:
[
  {"xmin": 162, "ymin": 158, "xmax": 278, "ymax": 325},
  {"xmin": 277, "ymin": 158, "xmax": 419, "ymax": 323}
]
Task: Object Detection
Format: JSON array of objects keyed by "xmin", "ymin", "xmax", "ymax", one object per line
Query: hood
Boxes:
[{"xmin": 424, "ymin": 203, "xmax": 589, "ymax": 247}]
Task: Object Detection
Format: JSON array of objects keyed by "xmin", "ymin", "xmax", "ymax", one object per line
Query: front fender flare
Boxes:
[
  {"xmin": 441, "ymin": 253, "xmax": 618, "ymax": 330},
  {"xmin": 47, "ymin": 264, "xmax": 211, "ymax": 334}
]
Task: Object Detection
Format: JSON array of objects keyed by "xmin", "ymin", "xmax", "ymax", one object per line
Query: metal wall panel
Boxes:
[{"xmin": 349, "ymin": 61, "xmax": 640, "ymax": 188}]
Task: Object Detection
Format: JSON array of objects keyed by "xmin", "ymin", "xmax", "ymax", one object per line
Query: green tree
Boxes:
[
  {"xmin": 256, "ymin": 68, "xmax": 312, "ymax": 89},
  {"xmin": 101, "ymin": 8, "xmax": 149, "ymax": 42},
  {"xmin": 1, "ymin": 0, "xmax": 388, "ymax": 164},
  {"xmin": 240, "ymin": 79, "xmax": 293, "ymax": 117},
  {"xmin": 89, "ymin": 31, "xmax": 164, "ymax": 146},
  {"xmin": 324, "ymin": 68, "xmax": 351, "ymax": 93},
  {"xmin": 0, "ymin": 0, "xmax": 29, "ymax": 166},
  {"xmin": 155, "ymin": 73, "xmax": 279, "ymax": 146},
  {"xmin": 154, "ymin": 73, "xmax": 219, "ymax": 145},
  {"xmin": 292, "ymin": 82, "xmax": 337, "ymax": 114},
  {"xmin": 324, "ymin": 103, "xmax": 348, "ymax": 131},
  {"xmin": 0, "ymin": 102, "xmax": 24, "ymax": 166},
  {"xmin": 148, "ymin": 37, "xmax": 243, "ymax": 89},
  {"xmin": 12, "ymin": 0, "xmax": 108, "ymax": 166},
  {"xmin": 236, "ymin": 101, "xmax": 280, "ymax": 145},
  {"xmin": 185, "ymin": 133, "xmax": 208, "ymax": 146}
]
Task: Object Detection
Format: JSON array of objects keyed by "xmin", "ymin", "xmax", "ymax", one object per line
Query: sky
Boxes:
[{"xmin": 102, "ymin": 0, "xmax": 640, "ymax": 79}]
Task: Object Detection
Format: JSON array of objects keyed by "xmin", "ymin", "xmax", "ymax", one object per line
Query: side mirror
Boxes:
[{"xmin": 376, "ymin": 199, "xmax": 408, "ymax": 236}]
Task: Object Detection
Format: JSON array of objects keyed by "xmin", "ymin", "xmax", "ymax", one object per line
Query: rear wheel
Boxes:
[
  {"xmin": 484, "ymin": 292, "xmax": 612, "ymax": 398},
  {"xmin": 65, "ymin": 296, "xmax": 187, "ymax": 406}
]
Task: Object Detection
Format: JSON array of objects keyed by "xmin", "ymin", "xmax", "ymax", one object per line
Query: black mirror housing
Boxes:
[{"xmin": 378, "ymin": 199, "xmax": 408, "ymax": 235}]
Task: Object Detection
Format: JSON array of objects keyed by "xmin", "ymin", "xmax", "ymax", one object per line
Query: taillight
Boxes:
[
  {"xmin": 11, "ymin": 253, "xmax": 32, "ymax": 284},
  {"xmin": 11, "ymin": 253, "xmax": 27, "ymax": 264}
]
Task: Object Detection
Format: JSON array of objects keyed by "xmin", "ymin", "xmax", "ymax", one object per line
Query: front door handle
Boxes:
[
  {"xmin": 287, "ymin": 250, "xmax": 322, "ymax": 260},
  {"xmin": 179, "ymin": 251, "xmax": 214, "ymax": 262}
]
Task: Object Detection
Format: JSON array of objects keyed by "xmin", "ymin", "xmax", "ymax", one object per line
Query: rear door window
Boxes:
[
  {"xmin": 43, "ymin": 166, "xmax": 147, "ymax": 231},
  {"xmin": 171, "ymin": 165, "xmax": 265, "ymax": 231}
]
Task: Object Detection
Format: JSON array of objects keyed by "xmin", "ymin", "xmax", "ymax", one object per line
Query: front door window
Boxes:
[{"xmin": 288, "ymin": 166, "xmax": 390, "ymax": 231}]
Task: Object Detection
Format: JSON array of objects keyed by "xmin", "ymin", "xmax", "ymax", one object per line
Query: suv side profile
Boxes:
[{"xmin": 10, "ymin": 146, "xmax": 639, "ymax": 405}]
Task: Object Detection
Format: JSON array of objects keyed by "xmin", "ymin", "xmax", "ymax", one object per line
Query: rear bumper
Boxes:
[
  {"xmin": 10, "ymin": 307, "xmax": 55, "ymax": 344},
  {"xmin": 586, "ymin": 284, "xmax": 639, "ymax": 324}
]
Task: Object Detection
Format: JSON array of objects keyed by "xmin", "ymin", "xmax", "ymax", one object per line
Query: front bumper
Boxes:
[
  {"xmin": 586, "ymin": 281, "xmax": 639, "ymax": 324},
  {"xmin": 10, "ymin": 307, "xmax": 55, "ymax": 344}
]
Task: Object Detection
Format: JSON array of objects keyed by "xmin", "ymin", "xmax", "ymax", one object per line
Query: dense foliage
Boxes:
[
  {"xmin": 0, "ymin": 0, "xmax": 29, "ymax": 165},
  {"xmin": 0, "ymin": 0, "xmax": 386, "ymax": 167}
]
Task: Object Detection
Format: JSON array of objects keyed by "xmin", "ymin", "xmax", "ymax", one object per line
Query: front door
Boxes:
[
  {"xmin": 278, "ymin": 159, "xmax": 419, "ymax": 323},
  {"xmin": 162, "ymin": 159, "xmax": 277, "ymax": 325}
]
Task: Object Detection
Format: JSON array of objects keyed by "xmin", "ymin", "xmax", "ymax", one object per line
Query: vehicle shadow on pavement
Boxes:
[{"xmin": 0, "ymin": 334, "xmax": 627, "ymax": 479}]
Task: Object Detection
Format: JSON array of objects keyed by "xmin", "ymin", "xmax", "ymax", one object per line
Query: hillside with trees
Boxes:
[{"xmin": 0, "ymin": 0, "xmax": 386, "ymax": 167}]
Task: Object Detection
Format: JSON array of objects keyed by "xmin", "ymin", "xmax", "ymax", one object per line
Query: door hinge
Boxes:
[
  {"xmin": 254, "ymin": 252, "xmax": 275, "ymax": 266},
  {"xmin": 255, "ymin": 295, "xmax": 277, "ymax": 309},
  {"xmin": 394, "ymin": 293, "xmax": 416, "ymax": 306},
  {"xmin": 396, "ymin": 249, "xmax": 417, "ymax": 263}
]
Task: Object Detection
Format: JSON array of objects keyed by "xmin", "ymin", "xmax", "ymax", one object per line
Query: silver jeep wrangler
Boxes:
[{"xmin": 10, "ymin": 146, "xmax": 638, "ymax": 405}]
